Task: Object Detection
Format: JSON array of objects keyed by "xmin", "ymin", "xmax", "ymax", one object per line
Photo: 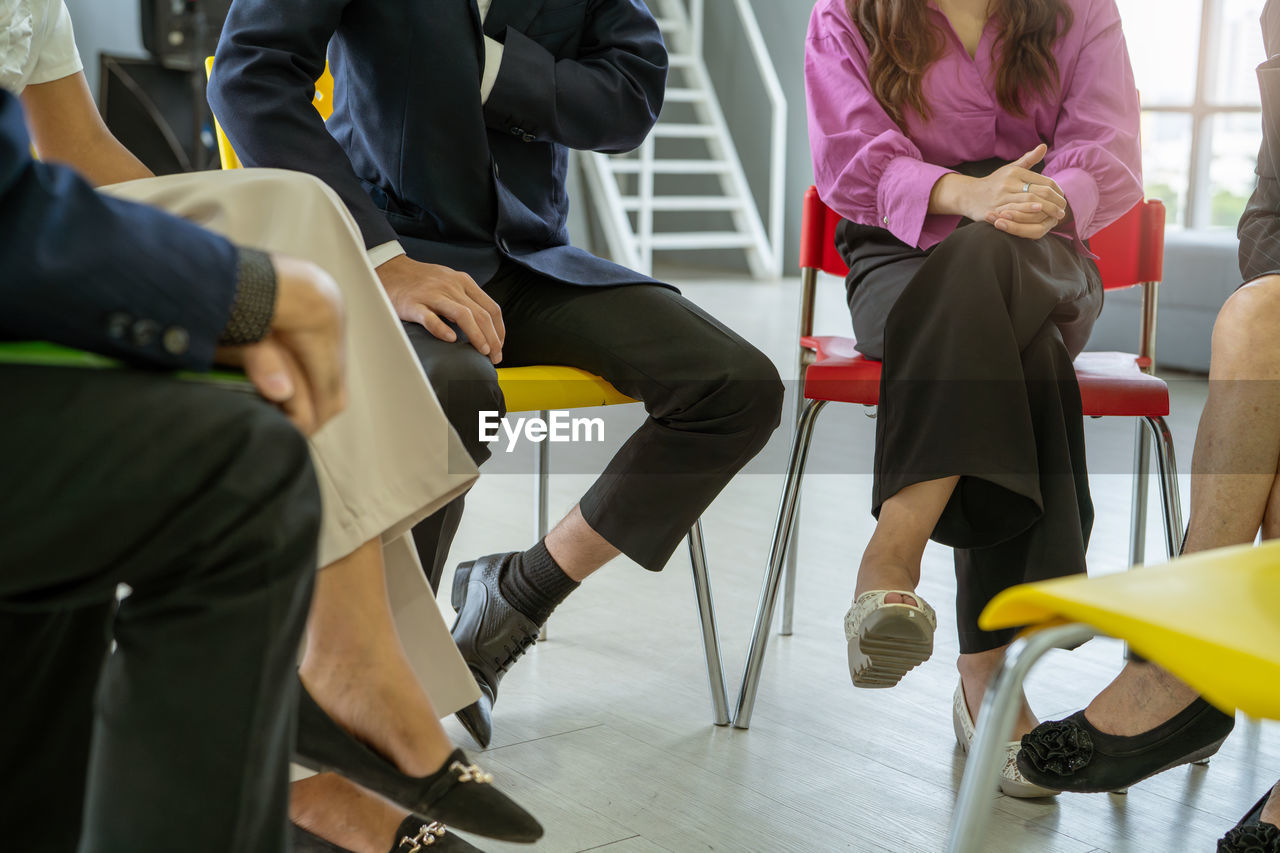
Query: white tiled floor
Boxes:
[{"xmin": 436, "ymin": 272, "xmax": 1274, "ymax": 853}]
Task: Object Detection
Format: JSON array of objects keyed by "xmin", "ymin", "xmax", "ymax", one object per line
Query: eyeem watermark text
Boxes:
[{"xmin": 479, "ymin": 410, "xmax": 605, "ymax": 453}]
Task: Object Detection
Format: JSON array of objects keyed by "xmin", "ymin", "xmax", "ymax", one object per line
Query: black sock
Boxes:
[{"xmin": 498, "ymin": 540, "xmax": 578, "ymax": 625}]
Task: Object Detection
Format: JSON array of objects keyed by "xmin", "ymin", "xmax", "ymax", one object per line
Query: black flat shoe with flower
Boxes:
[
  {"xmin": 1218, "ymin": 788, "xmax": 1280, "ymax": 853},
  {"xmin": 1015, "ymin": 697, "xmax": 1234, "ymax": 793}
]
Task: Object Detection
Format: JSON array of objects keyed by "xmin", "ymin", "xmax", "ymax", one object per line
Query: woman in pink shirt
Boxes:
[{"xmin": 806, "ymin": 0, "xmax": 1141, "ymax": 796}]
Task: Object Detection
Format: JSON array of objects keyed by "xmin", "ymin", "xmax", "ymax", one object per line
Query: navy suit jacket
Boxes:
[
  {"xmin": 0, "ymin": 90, "xmax": 240, "ymax": 371},
  {"xmin": 209, "ymin": 0, "xmax": 668, "ymax": 288}
]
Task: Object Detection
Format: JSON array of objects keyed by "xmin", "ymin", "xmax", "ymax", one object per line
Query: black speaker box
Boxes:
[
  {"xmin": 140, "ymin": 0, "xmax": 232, "ymax": 70},
  {"xmin": 99, "ymin": 54, "xmax": 216, "ymax": 175}
]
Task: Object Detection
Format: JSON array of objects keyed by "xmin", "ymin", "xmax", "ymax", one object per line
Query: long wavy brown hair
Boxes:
[{"xmin": 846, "ymin": 0, "xmax": 1073, "ymax": 126}]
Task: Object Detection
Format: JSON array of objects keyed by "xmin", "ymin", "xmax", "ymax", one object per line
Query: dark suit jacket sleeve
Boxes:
[
  {"xmin": 208, "ymin": 0, "xmax": 399, "ymax": 249},
  {"xmin": 0, "ymin": 91, "xmax": 240, "ymax": 371},
  {"xmin": 483, "ymin": 0, "xmax": 667, "ymax": 153}
]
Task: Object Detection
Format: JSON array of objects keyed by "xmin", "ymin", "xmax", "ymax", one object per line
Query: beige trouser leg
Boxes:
[{"xmin": 103, "ymin": 168, "xmax": 481, "ymax": 716}]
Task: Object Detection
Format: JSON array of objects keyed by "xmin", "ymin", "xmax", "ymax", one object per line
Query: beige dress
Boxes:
[{"xmin": 104, "ymin": 168, "xmax": 482, "ymax": 716}]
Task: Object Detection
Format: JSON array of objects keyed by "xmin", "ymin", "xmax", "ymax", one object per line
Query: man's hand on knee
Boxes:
[
  {"xmin": 217, "ymin": 255, "xmax": 347, "ymax": 436},
  {"xmin": 375, "ymin": 254, "xmax": 504, "ymax": 364}
]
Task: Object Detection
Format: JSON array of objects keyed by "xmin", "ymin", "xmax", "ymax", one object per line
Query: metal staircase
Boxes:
[{"xmin": 580, "ymin": 0, "xmax": 787, "ymax": 278}]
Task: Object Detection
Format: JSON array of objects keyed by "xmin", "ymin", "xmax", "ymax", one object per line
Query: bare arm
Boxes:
[{"xmin": 21, "ymin": 72, "xmax": 152, "ymax": 186}]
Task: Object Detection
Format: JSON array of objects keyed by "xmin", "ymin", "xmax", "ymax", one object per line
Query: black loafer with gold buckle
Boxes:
[
  {"xmin": 295, "ymin": 680, "xmax": 542, "ymax": 843},
  {"xmin": 293, "ymin": 816, "xmax": 485, "ymax": 852}
]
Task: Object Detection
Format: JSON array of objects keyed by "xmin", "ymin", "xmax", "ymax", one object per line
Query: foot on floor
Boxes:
[
  {"xmin": 451, "ymin": 553, "xmax": 542, "ymax": 748},
  {"xmin": 290, "ymin": 773, "xmax": 485, "ymax": 853}
]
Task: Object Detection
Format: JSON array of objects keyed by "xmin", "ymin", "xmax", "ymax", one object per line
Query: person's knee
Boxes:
[
  {"xmin": 1214, "ymin": 274, "xmax": 1280, "ymax": 357},
  {"xmin": 406, "ymin": 327, "xmax": 504, "ymax": 461},
  {"xmin": 912, "ymin": 223, "xmax": 1020, "ymax": 303},
  {"xmin": 696, "ymin": 337, "xmax": 785, "ymax": 449},
  {"xmin": 240, "ymin": 169, "xmax": 363, "ymax": 236},
  {"xmin": 935, "ymin": 221, "xmax": 1020, "ymax": 261}
]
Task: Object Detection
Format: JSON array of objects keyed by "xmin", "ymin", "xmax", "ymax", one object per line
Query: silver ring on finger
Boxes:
[{"xmin": 1022, "ymin": 182, "xmax": 1031, "ymax": 194}]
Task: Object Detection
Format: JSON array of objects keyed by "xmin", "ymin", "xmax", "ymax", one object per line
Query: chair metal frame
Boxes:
[
  {"xmin": 532, "ymin": 419, "xmax": 730, "ymax": 725},
  {"xmin": 945, "ymin": 622, "xmax": 1100, "ymax": 853},
  {"xmin": 732, "ymin": 189, "xmax": 1183, "ymax": 729},
  {"xmin": 204, "ymin": 58, "xmax": 731, "ymax": 727}
]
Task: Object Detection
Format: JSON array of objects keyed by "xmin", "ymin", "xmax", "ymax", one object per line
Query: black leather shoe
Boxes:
[
  {"xmin": 293, "ymin": 816, "xmax": 486, "ymax": 852},
  {"xmin": 450, "ymin": 554, "xmax": 541, "ymax": 749},
  {"xmin": 294, "ymin": 681, "xmax": 543, "ymax": 843},
  {"xmin": 1218, "ymin": 787, "xmax": 1280, "ymax": 852},
  {"xmin": 1016, "ymin": 697, "xmax": 1235, "ymax": 793}
]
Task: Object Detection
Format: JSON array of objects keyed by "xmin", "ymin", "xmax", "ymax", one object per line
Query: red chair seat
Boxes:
[
  {"xmin": 1074, "ymin": 351, "xmax": 1170, "ymax": 417},
  {"xmin": 799, "ymin": 335, "xmax": 1169, "ymax": 417}
]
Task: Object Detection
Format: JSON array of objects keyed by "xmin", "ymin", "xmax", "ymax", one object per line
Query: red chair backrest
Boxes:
[
  {"xmin": 799, "ymin": 186, "xmax": 850, "ymax": 278},
  {"xmin": 799, "ymin": 186, "xmax": 1165, "ymax": 290}
]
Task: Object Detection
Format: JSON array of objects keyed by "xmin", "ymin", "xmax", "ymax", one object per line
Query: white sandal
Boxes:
[
  {"xmin": 951, "ymin": 680, "xmax": 1058, "ymax": 799},
  {"xmin": 843, "ymin": 590, "xmax": 936, "ymax": 688}
]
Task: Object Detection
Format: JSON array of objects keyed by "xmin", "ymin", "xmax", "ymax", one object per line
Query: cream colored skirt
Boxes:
[{"xmin": 103, "ymin": 168, "xmax": 481, "ymax": 716}]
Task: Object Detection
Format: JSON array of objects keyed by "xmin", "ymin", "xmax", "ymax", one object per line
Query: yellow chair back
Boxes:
[{"xmin": 980, "ymin": 540, "xmax": 1280, "ymax": 719}]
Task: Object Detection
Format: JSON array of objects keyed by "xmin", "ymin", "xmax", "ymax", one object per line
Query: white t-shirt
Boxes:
[{"xmin": 0, "ymin": 0, "xmax": 83, "ymax": 95}]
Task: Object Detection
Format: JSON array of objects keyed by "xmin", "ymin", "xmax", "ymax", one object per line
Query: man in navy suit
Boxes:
[
  {"xmin": 211, "ymin": 0, "xmax": 784, "ymax": 746},
  {"xmin": 0, "ymin": 88, "xmax": 346, "ymax": 852}
]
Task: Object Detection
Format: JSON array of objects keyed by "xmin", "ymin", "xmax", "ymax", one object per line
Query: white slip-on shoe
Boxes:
[
  {"xmin": 952, "ymin": 680, "xmax": 1058, "ymax": 799},
  {"xmin": 843, "ymin": 590, "xmax": 936, "ymax": 688}
]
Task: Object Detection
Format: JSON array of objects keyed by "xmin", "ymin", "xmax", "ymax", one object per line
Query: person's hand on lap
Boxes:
[
  {"xmin": 376, "ymin": 254, "xmax": 505, "ymax": 364},
  {"xmin": 930, "ymin": 144, "xmax": 1071, "ymax": 240},
  {"xmin": 977, "ymin": 145, "xmax": 1070, "ymax": 239}
]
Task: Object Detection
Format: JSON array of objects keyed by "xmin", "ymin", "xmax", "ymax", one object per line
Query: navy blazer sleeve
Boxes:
[
  {"xmin": 208, "ymin": 0, "xmax": 398, "ymax": 250},
  {"xmin": 484, "ymin": 0, "xmax": 667, "ymax": 153},
  {"xmin": 0, "ymin": 91, "xmax": 240, "ymax": 371}
]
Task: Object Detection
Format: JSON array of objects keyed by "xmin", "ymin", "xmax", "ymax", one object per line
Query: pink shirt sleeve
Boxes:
[
  {"xmin": 805, "ymin": 7, "xmax": 959, "ymax": 250},
  {"xmin": 1043, "ymin": 0, "xmax": 1143, "ymax": 249}
]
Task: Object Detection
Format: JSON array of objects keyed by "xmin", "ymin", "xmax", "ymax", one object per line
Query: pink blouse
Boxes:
[{"xmin": 805, "ymin": 0, "xmax": 1143, "ymax": 255}]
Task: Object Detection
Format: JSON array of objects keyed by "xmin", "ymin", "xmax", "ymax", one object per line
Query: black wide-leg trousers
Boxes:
[
  {"xmin": 839, "ymin": 218, "xmax": 1103, "ymax": 653},
  {"xmin": 407, "ymin": 260, "xmax": 784, "ymax": 588},
  {"xmin": 0, "ymin": 366, "xmax": 320, "ymax": 853}
]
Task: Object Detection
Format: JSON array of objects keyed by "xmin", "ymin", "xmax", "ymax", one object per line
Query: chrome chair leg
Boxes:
[
  {"xmin": 1128, "ymin": 418, "xmax": 1152, "ymax": 568},
  {"xmin": 1144, "ymin": 415, "xmax": 1184, "ymax": 558},
  {"xmin": 536, "ymin": 410, "xmax": 550, "ymax": 642},
  {"xmin": 946, "ymin": 623, "xmax": 1099, "ymax": 853},
  {"xmin": 732, "ymin": 399, "xmax": 829, "ymax": 730},
  {"xmin": 1124, "ymin": 419, "xmax": 1152, "ymax": 662},
  {"xmin": 780, "ymin": 379, "xmax": 808, "ymax": 637},
  {"xmin": 688, "ymin": 520, "xmax": 731, "ymax": 726},
  {"xmin": 780, "ymin": 515, "xmax": 799, "ymax": 636}
]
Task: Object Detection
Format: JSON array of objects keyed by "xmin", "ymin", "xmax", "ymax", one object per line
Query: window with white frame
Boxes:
[{"xmin": 1117, "ymin": 0, "xmax": 1267, "ymax": 229}]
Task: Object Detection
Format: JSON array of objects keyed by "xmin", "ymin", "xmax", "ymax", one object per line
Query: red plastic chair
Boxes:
[{"xmin": 732, "ymin": 187, "xmax": 1183, "ymax": 729}]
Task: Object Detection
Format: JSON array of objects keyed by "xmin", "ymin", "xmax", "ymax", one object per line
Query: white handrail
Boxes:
[
  {"xmin": 690, "ymin": 0, "xmax": 705, "ymax": 61},
  {"xmin": 716, "ymin": 0, "xmax": 788, "ymax": 276}
]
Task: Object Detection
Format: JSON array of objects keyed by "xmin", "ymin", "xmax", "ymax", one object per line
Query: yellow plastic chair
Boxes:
[
  {"xmin": 946, "ymin": 540, "xmax": 1280, "ymax": 852},
  {"xmin": 203, "ymin": 58, "xmax": 731, "ymax": 725}
]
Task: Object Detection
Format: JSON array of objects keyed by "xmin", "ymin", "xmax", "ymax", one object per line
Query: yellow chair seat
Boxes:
[
  {"xmin": 497, "ymin": 365, "xmax": 636, "ymax": 413},
  {"xmin": 979, "ymin": 540, "xmax": 1280, "ymax": 720}
]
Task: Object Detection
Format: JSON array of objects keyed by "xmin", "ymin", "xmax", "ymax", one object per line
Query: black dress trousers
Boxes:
[
  {"xmin": 839, "ymin": 207, "xmax": 1103, "ymax": 653},
  {"xmin": 0, "ymin": 366, "xmax": 321, "ymax": 853},
  {"xmin": 406, "ymin": 260, "xmax": 785, "ymax": 588}
]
